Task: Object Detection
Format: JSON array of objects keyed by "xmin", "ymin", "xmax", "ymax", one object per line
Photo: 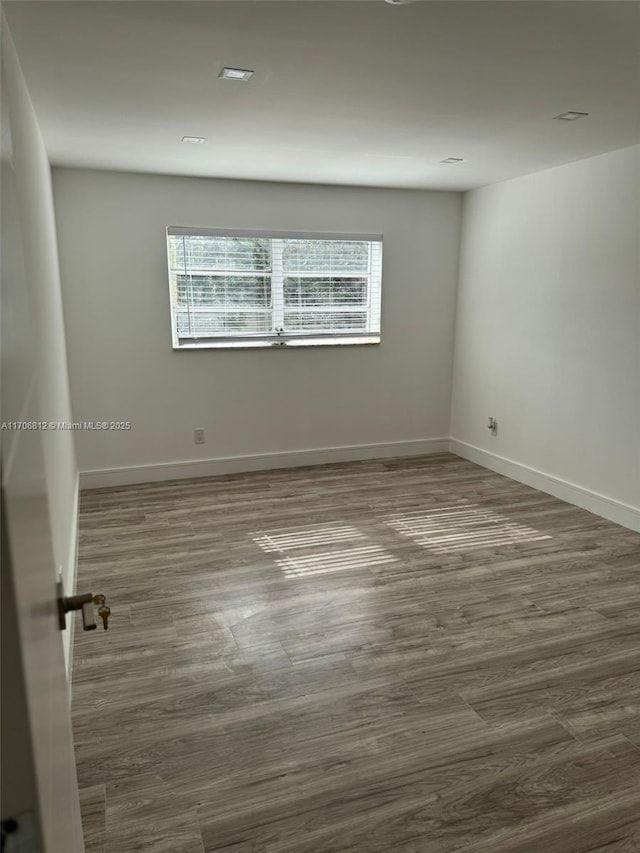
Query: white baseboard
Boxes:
[
  {"xmin": 449, "ymin": 439, "xmax": 640, "ymax": 534},
  {"xmin": 79, "ymin": 438, "xmax": 450, "ymax": 491}
]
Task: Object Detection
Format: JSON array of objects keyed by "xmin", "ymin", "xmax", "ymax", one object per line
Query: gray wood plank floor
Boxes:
[{"xmin": 72, "ymin": 453, "xmax": 640, "ymax": 853}]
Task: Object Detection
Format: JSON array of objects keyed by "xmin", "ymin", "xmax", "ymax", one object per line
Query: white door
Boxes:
[{"xmin": 1, "ymin": 61, "xmax": 84, "ymax": 851}]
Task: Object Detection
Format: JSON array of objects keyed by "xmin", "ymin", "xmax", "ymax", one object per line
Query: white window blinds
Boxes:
[{"xmin": 167, "ymin": 228, "xmax": 383, "ymax": 348}]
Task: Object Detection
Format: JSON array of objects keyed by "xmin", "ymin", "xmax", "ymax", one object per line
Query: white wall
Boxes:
[
  {"xmin": 53, "ymin": 169, "xmax": 462, "ymax": 483},
  {"xmin": 451, "ymin": 146, "xmax": 640, "ymax": 528},
  {"xmin": 1, "ymin": 24, "xmax": 79, "ymax": 662}
]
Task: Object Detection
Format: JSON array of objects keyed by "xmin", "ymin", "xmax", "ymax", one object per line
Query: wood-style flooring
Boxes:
[{"xmin": 72, "ymin": 453, "xmax": 640, "ymax": 853}]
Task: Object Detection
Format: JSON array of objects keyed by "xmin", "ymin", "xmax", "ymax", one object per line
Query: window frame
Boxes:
[{"xmin": 166, "ymin": 227, "xmax": 383, "ymax": 350}]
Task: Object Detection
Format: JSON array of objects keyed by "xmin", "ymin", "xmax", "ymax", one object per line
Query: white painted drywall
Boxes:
[
  {"xmin": 52, "ymin": 169, "xmax": 461, "ymax": 477},
  {"xmin": 451, "ymin": 145, "xmax": 640, "ymax": 512},
  {"xmin": 1, "ymin": 25, "xmax": 79, "ymax": 668},
  {"xmin": 7, "ymin": 2, "xmax": 640, "ymax": 191}
]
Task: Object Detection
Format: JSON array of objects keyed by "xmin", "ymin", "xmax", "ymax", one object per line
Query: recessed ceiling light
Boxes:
[
  {"xmin": 384, "ymin": 0, "xmax": 418, "ymax": 4},
  {"xmin": 441, "ymin": 157, "xmax": 464, "ymax": 164},
  {"xmin": 219, "ymin": 67, "xmax": 254, "ymax": 81},
  {"xmin": 182, "ymin": 136, "xmax": 206, "ymax": 144},
  {"xmin": 554, "ymin": 111, "xmax": 589, "ymax": 121}
]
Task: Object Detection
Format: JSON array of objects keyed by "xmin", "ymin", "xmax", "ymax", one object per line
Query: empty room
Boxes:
[{"xmin": 1, "ymin": 1, "xmax": 639, "ymax": 851}]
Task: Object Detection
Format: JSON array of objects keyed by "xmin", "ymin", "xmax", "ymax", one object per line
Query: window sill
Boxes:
[{"xmin": 174, "ymin": 336, "xmax": 381, "ymax": 351}]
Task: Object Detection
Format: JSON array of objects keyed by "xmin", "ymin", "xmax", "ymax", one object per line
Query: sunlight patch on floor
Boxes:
[
  {"xmin": 252, "ymin": 523, "xmax": 367, "ymax": 553},
  {"xmin": 252, "ymin": 522, "xmax": 397, "ymax": 578},
  {"xmin": 276, "ymin": 545, "xmax": 398, "ymax": 578},
  {"xmin": 382, "ymin": 503, "xmax": 551, "ymax": 555}
]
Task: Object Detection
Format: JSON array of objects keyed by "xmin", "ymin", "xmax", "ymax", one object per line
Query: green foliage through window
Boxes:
[{"xmin": 168, "ymin": 231, "xmax": 382, "ymax": 344}]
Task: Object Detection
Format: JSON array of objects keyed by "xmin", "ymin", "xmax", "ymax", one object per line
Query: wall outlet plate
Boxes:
[{"xmin": 194, "ymin": 428, "xmax": 205, "ymax": 445}]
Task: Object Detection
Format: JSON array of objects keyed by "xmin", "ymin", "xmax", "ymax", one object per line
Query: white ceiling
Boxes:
[{"xmin": 5, "ymin": 1, "xmax": 639, "ymax": 191}]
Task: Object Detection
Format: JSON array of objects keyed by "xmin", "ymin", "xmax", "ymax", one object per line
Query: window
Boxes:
[{"xmin": 166, "ymin": 227, "xmax": 383, "ymax": 348}]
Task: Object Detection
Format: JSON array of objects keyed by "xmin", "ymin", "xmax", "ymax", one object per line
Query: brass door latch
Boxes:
[{"xmin": 57, "ymin": 581, "xmax": 111, "ymax": 631}]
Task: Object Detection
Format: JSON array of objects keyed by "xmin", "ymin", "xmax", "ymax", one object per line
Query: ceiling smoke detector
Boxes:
[
  {"xmin": 441, "ymin": 157, "xmax": 464, "ymax": 164},
  {"xmin": 182, "ymin": 136, "xmax": 206, "ymax": 144},
  {"xmin": 384, "ymin": 0, "xmax": 418, "ymax": 5}
]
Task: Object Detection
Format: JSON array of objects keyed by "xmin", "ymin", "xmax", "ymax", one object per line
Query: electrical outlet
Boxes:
[
  {"xmin": 488, "ymin": 417, "xmax": 498, "ymax": 436},
  {"xmin": 194, "ymin": 428, "xmax": 205, "ymax": 445}
]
